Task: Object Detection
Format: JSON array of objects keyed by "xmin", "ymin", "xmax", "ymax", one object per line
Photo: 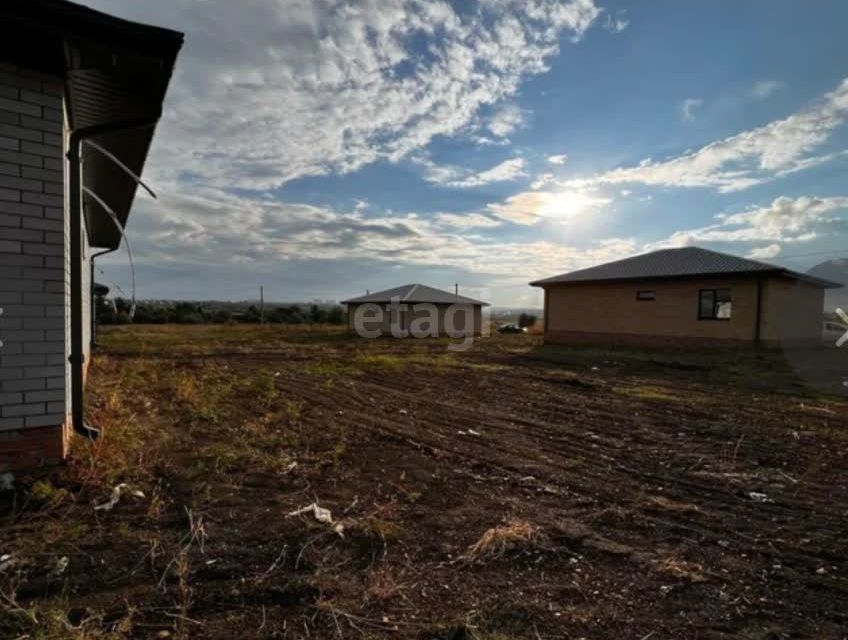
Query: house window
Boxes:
[
  {"xmin": 636, "ymin": 290, "xmax": 656, "ymax": 301},
  {"xmin": 698, "ymin": 288, "xmax": 732, "ymax": 320}
]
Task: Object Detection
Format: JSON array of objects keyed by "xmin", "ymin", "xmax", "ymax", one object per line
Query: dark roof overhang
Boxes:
[
  {"xmin": 0, "ymin": 0, "xmax": 183, "ymax": 249},
  {"xmin": 530, "ymin": 269, "xmax": 842, "ymax": 289}
]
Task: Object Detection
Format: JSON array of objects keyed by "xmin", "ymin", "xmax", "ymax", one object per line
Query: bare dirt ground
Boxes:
[{"xmin": 2, "ymin": 325, "xmax": 848, "ymax": 639}]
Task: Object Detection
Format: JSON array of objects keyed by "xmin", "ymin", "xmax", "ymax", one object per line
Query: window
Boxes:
[
  {"xmin": 698, "ymin": 288, "xmax": 731, "ymax": 320},
  {"xmin": 636, "ymin": 290, "xmax": 656, "ymax": 301}
]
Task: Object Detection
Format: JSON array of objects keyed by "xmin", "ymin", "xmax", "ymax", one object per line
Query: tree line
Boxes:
[{"xmin": 96, "ymin": 297, "xmax": 346, "ymax": 325}]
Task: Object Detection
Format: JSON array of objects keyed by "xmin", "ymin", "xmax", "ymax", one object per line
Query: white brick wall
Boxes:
[{"xmin": 0, "ymin": 64, "xmax": 67, "ymax": 431}]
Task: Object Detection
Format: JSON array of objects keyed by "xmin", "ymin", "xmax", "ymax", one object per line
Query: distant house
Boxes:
[
  {"xmin": 530, "ymin": 247, "xmax": 841, "ymax": 347},
  {"xmin": 342, "ymin": 284, "xmax": 488, "ymax": 337},
  {"xmin": 0, "ymin": 1, "xmax": 182, "ymax": 472}
]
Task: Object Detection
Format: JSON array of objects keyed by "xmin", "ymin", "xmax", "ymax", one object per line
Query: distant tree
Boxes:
[
  {"xmin": 95, "ymin": 295, "xmax": 116, "ymax": 324},
  {"xmin": 518, "ymin": 313, "xmax": 537, "ymax": 328},
  {"xmin": 114, "ymin": 297, "xmax": 132, "ymax": 315},
  {"xmin": 308, "ymin": 304, "xmax": 328, "ymax": 325},
  {"xmin": 243, "ymin": 305, "xmax": 261, "ymax": 323},
  {"xmin": 212, "ymin": 309, "xmax": 232, "ymax": 323},
  {"xmin": 326, "ymin": 305, "xmax": 345, "ymax": 324}
]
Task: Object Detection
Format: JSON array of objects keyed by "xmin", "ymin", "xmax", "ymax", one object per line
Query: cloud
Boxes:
[
  {"xmin": 447, "ymin": 158, "xmax": 527, "ymax": 187},
  {"xmin": 751, "ymin": 79, "xmax": 784, "ymax": 100},
  {"xmin": 434, "ymin": 212, "xmax": 502, "ymax": 228},
  {"xmin": 488, "ymin": 103, "xmax": 524, "ymax": 137},
  {"xmin": 566, "ymin": 78, "xmax": 848, "ymax": 193},
  {"xmin": 646, "ymin": 196, "xmax": 848, "ymax": 250},
  {"xmin": 486, "ymin": 188, "xmax": 611, "ymax": 224},
  {"xmin": 546, "ymin": 153, "xmax": 568, "ymax": 165},
  {"xmin": 530, "ymin": 173, "xmax": 555, "ymax": 189},
  {"xmin": 117, "ymin": 184, "xmax": 631, "ymax": 288},
  {"xmin": 601, "ymin": 10, "xmax": 629, "ymax": 33},
  {"xmin": 416, "ymin": 156, "xmax": 526, "ymax": 187},
  {"xmin": 89, "ymin": 0, "xmax": 604, "ymax": 191},
  {"xmin": 680, "ymin": 97, "xmax": 703, "ymax": 121},
  {"xmin": 748, "ymin": 243, "xmax": 781, "ymax": 260}
]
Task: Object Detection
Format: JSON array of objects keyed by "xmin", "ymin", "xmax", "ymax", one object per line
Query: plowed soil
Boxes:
[{"xmin": 2, "ymin": 325, "xmax": 847, "ymax": 639}]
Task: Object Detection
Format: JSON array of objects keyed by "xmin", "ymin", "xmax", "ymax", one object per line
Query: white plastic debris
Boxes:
[
  {"xmin": 94, "ymin": 483, "xmax": 146, "ymax": 511},
  {"xmin": 467, "ymin": 429, "xmax": 480, "ymax": 436},
  {"xmin": 748, "ymin": 492, "xmax": 773, "ymax": 503},
  {"xmin": 0, "ymin": 553, "xmax": 16, "ymax": 572},
  {"xmin": 287, "ymin": 502, "xmax": 334, "ymax": 524},
  {"xmin": 51, "ymin": 556, "xmax": 69, "ymax": 576},
  {"xmin": 398, "ymin": 409, "xmax": 408, "ymax": 416},
  {"xmin": 0, "ymin": 472, "xmax": 14, "ymax": 491}
]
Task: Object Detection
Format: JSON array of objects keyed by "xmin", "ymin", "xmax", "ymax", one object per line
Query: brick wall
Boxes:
[
  {"xmin": 543, "ymin": 277, "xmax": 760, "ymax": 342},
  {"xmin": 0, "ymin": 63, "xmax": 67, "ymax": 471}
]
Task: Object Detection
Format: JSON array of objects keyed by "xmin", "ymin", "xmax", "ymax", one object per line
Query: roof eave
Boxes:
[
  {"xmin": 0, "ymin": 0, "xmax": 184, "ymax": 250},
  {"xmin": 532, "ymin": 269, "xmax": 843, "ymax": 289}
]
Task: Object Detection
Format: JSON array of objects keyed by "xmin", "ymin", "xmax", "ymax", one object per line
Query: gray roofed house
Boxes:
[
  {"xmin": 343, "ymin": 284, "xmax": 488, "ymax": 337},
  {"xmin": 531, "ymin": 247, "xmax": 841, "ymax": 347},
  {"xmin": 341, "ymin": 283, "xmax": 489, "ymax": 306}
]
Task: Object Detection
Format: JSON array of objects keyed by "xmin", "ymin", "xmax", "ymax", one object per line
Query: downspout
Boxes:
[
  {"xmin": 90, "ymin": 246, "xmax": 117, "ymax": 349},
  {"xmin": 754, "ymin": 277, "xmax": 764, "ymax": 346},
  {"xmin": 67, "ymin": 118, "xmax": 159, "ymax": 439}
]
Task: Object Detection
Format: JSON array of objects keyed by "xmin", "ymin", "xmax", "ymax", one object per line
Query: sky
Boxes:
[{"xmin": 85, "ymin": 0, "xmax": 848, "ymax": 307}]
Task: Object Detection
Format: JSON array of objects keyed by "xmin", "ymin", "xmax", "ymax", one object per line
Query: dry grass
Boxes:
[{"xmin": 463, "ymin": 519, "xmax": 545, "ymax": 563}]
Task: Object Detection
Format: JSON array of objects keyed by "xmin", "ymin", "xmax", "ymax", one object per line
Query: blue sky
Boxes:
[{"xmin": 87, "ymin": 0, "xmax": 848, "ymax": 307}]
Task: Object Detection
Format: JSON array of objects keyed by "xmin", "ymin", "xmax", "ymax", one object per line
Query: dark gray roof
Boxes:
[
  {"xmin": 342, "ymin": 284, "xmax": 489, "ymax": 306},
  {"xmin": 530, "ymin": 246, "xmax": 842, "ymax": 288}
]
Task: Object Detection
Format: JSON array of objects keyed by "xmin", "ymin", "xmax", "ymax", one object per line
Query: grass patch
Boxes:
[
  {"xmin": 614, "ymin": 385, "xmax": 682, "ymax": 403},
  {"xmin": 463, "ymin": 520, "xmax": 545, "ymax": 563},
  {"xmin": 353, "ymin": 353, "xmax": 404, "ymax": 370}
]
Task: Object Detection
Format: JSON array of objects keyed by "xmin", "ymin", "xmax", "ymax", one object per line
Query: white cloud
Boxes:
[
  {"xmin": 416, "ymin": 156, "xmax": 526, "ymax": 187},
  {"xmin": 89, "ymin": 0, "xmax": 604, "ymax": 191},
  {"xmin": 488, "ymin": 103, "xmax": 524, "ymax": 138},
  {"xmin": 120, "ymin": 183, "xmax": 631, "ymax": 285},
  {"xmin": 601, "ymin": 10, "xmax": 629, "ymax": 33},
  {"xmin": 434, "ymin": 212, "xmax": 502, "ymax": 228},
  {"xmin": 486, "ymin": 188, "xmax": 611, "ymax": 225},
  {"xmin": 448, "ymin": 158, "xmax": 527, "ymax": 187},
  {"xmin": 530, "ymin": 173, "xmax": 555, "ymax": 189},
  {"xmin": 751, "ymin": 79, "xmax": 784, "ymax": 100},
  {"xmin": 748, "ymin": 243, "xmax": 781, "ymax": 260},
  {"xmin": 646, "ymin": 196, "xmax": 848, "ymax": 250},
  {"xmin": 546, "ymin": 154, "xmax": 568, "ymax": 165},
  {"xmin": 680, "ymin": 97, "xmax": 703, "ymax": 121},
  {"xmin": 566, "ymin": 78, "xmax": 848, "ymax": 193}
]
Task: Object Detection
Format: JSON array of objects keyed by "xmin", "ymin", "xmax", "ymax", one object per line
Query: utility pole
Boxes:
[{"xmin": 259, "ymin": 285, "xmax": 265, "ymax": 325}]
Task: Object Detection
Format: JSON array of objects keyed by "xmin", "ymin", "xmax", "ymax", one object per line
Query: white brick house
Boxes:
[{"xmin": 0, "ymin": 1, "xmax": 182, "ymax": 472}]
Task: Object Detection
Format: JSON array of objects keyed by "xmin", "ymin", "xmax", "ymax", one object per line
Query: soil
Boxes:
[{"xmin": 2, "ymin": 325, "xmax": 847, "ymax": 639}]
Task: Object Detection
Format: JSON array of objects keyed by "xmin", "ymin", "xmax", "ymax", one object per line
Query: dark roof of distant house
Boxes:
[
  {"xmin": 0, "ymin": 0, "xmax": 184, "ymax": 250},
  {"xmin": 342, "ymin": 284, "xmax": 489, "ymax": 306},
  {"xmin": 530, "ymin": 246, "xmax": 842, "ymax": 288}
]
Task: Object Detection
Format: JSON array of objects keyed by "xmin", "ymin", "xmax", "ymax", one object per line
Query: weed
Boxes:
[
  {"xmin": 463, "ymin": 519, "xmax": 545, "ymax": 562},
  {"xmin": 29, "ymin": 480, "xmax": 71, "ymax": 509},
  {"xmin": 354, "ymin": 353, "xmax": 404, "ymax": 370}
]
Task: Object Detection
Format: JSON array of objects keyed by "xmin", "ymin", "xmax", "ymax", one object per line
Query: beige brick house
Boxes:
[
  {"xmin": 0, "ymin": 0, "xmax": 182, "ymax": 472},
  {"xmin": 530, "ymin": 247, "xmax": 841, "ymax": 347}
]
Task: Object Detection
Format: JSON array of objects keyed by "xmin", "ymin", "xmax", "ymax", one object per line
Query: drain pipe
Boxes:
[
  {"xmin": 67, "ymin": 117, "xmax": 158, "ymax": 439},
  {"xmin": 90, "ymin": 246, "xmax": 117, "ymax": 349}
]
